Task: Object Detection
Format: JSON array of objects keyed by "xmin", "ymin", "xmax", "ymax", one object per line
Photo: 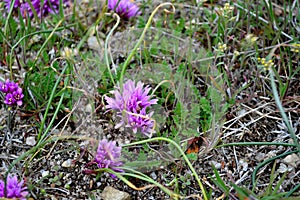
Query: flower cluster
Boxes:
[
  {"xmin": 0, "ymin": 174, "xmax": 28, "ymax": 200},
  {"xmin": 258, "ymin": 57, "xmax": 274, "ymax": 71},
  {"xmin": 94, "ymin": 139, "xmax": 124, "ymax": 178},
  {"xmin": 4, "ymin": 0, "xmax": 70, "ymax": 18},
  {"xmin": 290, "ymin": 43, "xmax": 300, "ymax": 53},
  {"xmin": 105, "ymin": 80, "xmax": 158, "ymax": 137},
  {"xmin": 107, "ymin": 0, "xmax": 141, "ymax": 19},
  {"xmin": 245, "ymin": 33, "xmax": 258, "ymax": 44},
  {"xmin": 219, "ymin": 2, "xmax": 234, "ymax": 18},
  {"xmin": 0, "ymin": 79, "xmax": 24, "ymax": 106},
  {"xmin": 216, "ymin": 42, "xmax": 227, "ymax": 52}
]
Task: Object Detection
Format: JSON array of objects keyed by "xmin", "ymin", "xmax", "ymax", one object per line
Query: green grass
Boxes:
[{"xmin": 0, "ymin": 0, "xmax": 299, "ymax": 199}]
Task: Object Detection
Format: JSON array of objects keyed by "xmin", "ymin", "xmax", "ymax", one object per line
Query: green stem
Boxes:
[
  {"xmin": 216, "ymin": 142, "xmax": 296, "ymax": 148},
  {"xmin": 32, "ymin": 19, "xmax": 64, "ymax": 68},
  {"xmin": 4, "ymin": 0, "xmax": 16, "ymax": 36},
  {"xmin": 8, "ymin": 23, "xmax": 76, "ymax": 71},
  {"xmin": 37, "ymin": 63, "xmax": 68, "ymax": 142},
  {"xmin": 119, "ymin": 2, "xmax": 175, "ymax": 90},
  {"xmin": 285, "ymin": 183, "xmax": 300, "ymax": 197},
  {"xmin": 38, "ymin": 92, "xmax": 65, "ymax": 144},
  {"xmin": 6, "ymin": 135, "xmax": 70, "ymax": 177},
  {"xmin": 269, "ymin": 69, "xmax": 300, "ymax": 154},
  {"xmin": 104, "ymin": 13, "xmax": 120, "ymax": 86},
  {"xmin": 103, "ymin": 167, "xmax": 181, "ymax": 199},
  {"xmin": 252, "ymin": 150, "xmax": 298, "ymax": 186},
  {"xmin": 122, "ymin": 136, "xmax": 208, "ymax": 200}
]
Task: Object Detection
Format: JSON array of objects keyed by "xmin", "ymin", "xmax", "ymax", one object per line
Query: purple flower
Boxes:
[
  {"xmin": 3, "ymin": 0, "xmax": 22, "ymax": 9},
  {"xmin": 13, "ymin": 88, "xmax": 24, "ymax": 106},
  {"xmin": 4, "ymin": 93, "xmax": 15, "ymax": 106},
  {"xmin": 0, "ymin": 180, "xmax": 4, "ymax": 197},
  {"xmin": 0, "ymin": 79, "xmax": 10, "ymax": 93},
  {"xmin": 0, "ymin": 174, "xmax": 28, "ymax": 200},
  {"xmin": 95, "ymin": 139, "xmax": 124, "ymax": 178},
  {"xmin": 126, "ymin": 108, "xmax": 155, "ymax": 134},
  {"xmin": 105, "ymin": 80, "xmax": 157, "ymax": 136},
  {"xmin": 4, "ymin": 0, "xmax": 70, "ymax": 18},
  {"xmin": 31, "ymin": 0, "xmax": 70, "ymax": 17},
  {"xmin": 7, "ymin": 81, "xmax": 19, "ymax": 93},
  {"xmin": 108, "ymin": 0, "xmax": 141, "ymax": 19},
  {"xmin": 0, "ymin": 79, "xmax": 24, "ymax": 106}
]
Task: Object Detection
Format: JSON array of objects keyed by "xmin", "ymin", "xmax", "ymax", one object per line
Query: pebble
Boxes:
[
  {"xmin": 26, "ymin": 136, "xmax": 36, "ymax": 146},
  {"xmin": 62, "ymin": 159, "xmax": 75, "ymax": 168},
  {"xmin": 283, "ymin": 153, "xmax": 300, "ymax": 168},
  {"xmin": 41, "ymin": 170, "xmax": 49, "ymax": 177},
  {"xmin": 150, "ymin": 171, "xmax": 157, "ymax": 180},
  {"xmin": 101, "ymin": 186, "xmax": 131, "ymax": 200},
  {"xmin": 85, "ymin": 104, "xmax": 93, "ymax": 113}
]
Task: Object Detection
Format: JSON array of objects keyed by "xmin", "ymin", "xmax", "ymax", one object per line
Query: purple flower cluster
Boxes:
[
  {"xmin": 105, "ymin": 80, "xmax": 157, "ymax": 137},
  {"xmin": 0, "ymin": 79, "xmax": 24, "ymax": 106},
  {"xmin": 0, "ymin": 174, "xmax": 28, "ymax": 200},
  {"xmin": 107, "ymin": 0, "xmax": 141, "ymax": 19},
  {"xmin": 4, "ymin": 0, "xmax": 69, "ymax": 18},
  {"xmin": 95, "ymin": 139, "xmax": 124, "ymax": 178}
]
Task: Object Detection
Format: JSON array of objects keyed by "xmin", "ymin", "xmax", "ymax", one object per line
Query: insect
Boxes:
[{"xmin": 185, "ymin": 136, "xmax": 204, "ymax": 154}]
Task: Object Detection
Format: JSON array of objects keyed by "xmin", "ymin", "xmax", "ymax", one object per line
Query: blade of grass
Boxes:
[
  {"xmin": 269, "ymin": 68, "xmax": 300, "ymax": 154},
  {"xmin": 119, "ymin": 2, "xmax": 175, "ymax": 89},
  {"xmin": 36, "ymin": 62, "xmax": 69, "ymax": 142},
  {"xmin": 210, "ymin": 164, "xmax": 229, "ymax": 195},
  {"xmin": 252, "ymin": 150, "xmax": 298, "ymax": 185},
  {"xmin": 216, "ymin": 142, "xmax": 296, "ymax": 148},
  {"xmin": 123, "ymin": 136, "xmax": 208, "ymax": 200}
]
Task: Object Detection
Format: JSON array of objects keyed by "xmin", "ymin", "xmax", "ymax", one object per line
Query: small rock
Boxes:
[
  {"xmin": 87, "ymin": 36, "xmax": 103, "ymax": 51},
  {"xmin": 26, "ymin": 136, "xmax": 36, "ymax": 146},
  {"xmin": 210, "ymin": 161, "xmax": 222, "ymax": 169},
  {"xmin": 255, "ymin": 152, "xmax": 265, "ymax": 161},
  {"xmin": 283, "ymin": 153, "xmax": 300, "ymax": 168},
  {"xmin": 150, "ymin": 171, "xmax": 157, "ymax": 180},
  {"xmin": 101, "ymin": 186, "xmax": 131, "ymax": 200},
  {"xmin": 239, "ymin": 159, "xmax": 248, "ymax": 171},
  {"xmin": 61, "ymin": 159, "xmax": 75, "ymax": 168},
  {"xmin": 41, "ymin": 170, "xmax": 49, "ymax": 177},
  {"xmin": 277, "ymin": 163, "xmax": 293, "ymax": 173},
  {"xmin": 85, "ymin": 104, "xmax": 93, "ymax": 113}
]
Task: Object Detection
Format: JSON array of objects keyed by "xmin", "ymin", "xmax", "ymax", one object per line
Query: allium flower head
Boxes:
[
  {"xmin": 13, "ymin": 88, "xmax": 25, "ymax": 106},
  {"xmin": 0, "ymin": 79, "xmax": 24, "ymax": 106},
  {"xmin": 3, "ymin": 0, "xmax": 22, "ymax": 9},
  {"xmin": 0, "ymin": 174, "xmax": 28, "ymax": 200},
  {"xmin": 4, "ymin": 93, "xmax": 16, "ymax": 106},
  {"xmin": 105, "ymin": 80, "xmax": 157, "ymax": 136},
  {"xmin": 0, "ymin": 180, "xmax": 4, "ymax": 197},
  {"xmin": 108, "ymin": 0, "xmax": 141, "ymax": 19},
  {"xmin": 95, "ymin": 139, "xmax": 124, "ymax": 178},
  {"xmin": 0, "ymin": 79, "xmax": 10, "ymax": 93},
  {"xmin": 4, "ymin": 0, "xmax": 70, "ymax": 18}
]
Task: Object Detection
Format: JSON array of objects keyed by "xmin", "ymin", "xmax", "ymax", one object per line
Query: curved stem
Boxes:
[
  {"xmin": 252, "ymin": 150, "xmax": 298, "ymax": 186},
  {"xmin": 285, "ymin": 183, "xmax": 300, "ymax": 197},
  {"xmin": 269, "ymin": 69, "xmax": 300, "ymax": 154},
  {"xmin": 122, "ymin": 136, "xmax": 208, "ymax": 200},
  {"xmin": 94, "ymin": 167, "xmax": 181, "ymax": 199},
  {"xmin": 104, "ymin": 13, "xmax": 120, "ymax": 86},
  {"xmin": 119, "ymin": 2, "xmax": 175, "ymax": 90},
  {"xmin": 37, "ymin": 63, "xmax": 69, "ymax": 142},
  {"xmin": 216, "ymin": 142, "xmax": 296, "ymax": 148}
]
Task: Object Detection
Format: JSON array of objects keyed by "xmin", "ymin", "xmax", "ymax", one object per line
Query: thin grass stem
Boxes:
[
  {"xmin": 269, "ymin": 69, "xmax": 300, "ymax": 154},
  {"xmin": 216, "ymin": 142, "xmax": 296, "ymax": 148},
  {"xmin": 37, "ymin": 64, "xmax": 69, "ymax": 142},
  {"xmin": 119, "ymin": 2, "xmax": 175, "ymax": 90},
  {"xmin": 104, "ymin": 13, "xmax": 120, "ymax": 86},
  {"xmin": 122, "ymin": 136, "xmax": 208, "ymax": 200},
  {"xmin": 252, "ymin": 150, "xmax": 298, "ymax": 186}
]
